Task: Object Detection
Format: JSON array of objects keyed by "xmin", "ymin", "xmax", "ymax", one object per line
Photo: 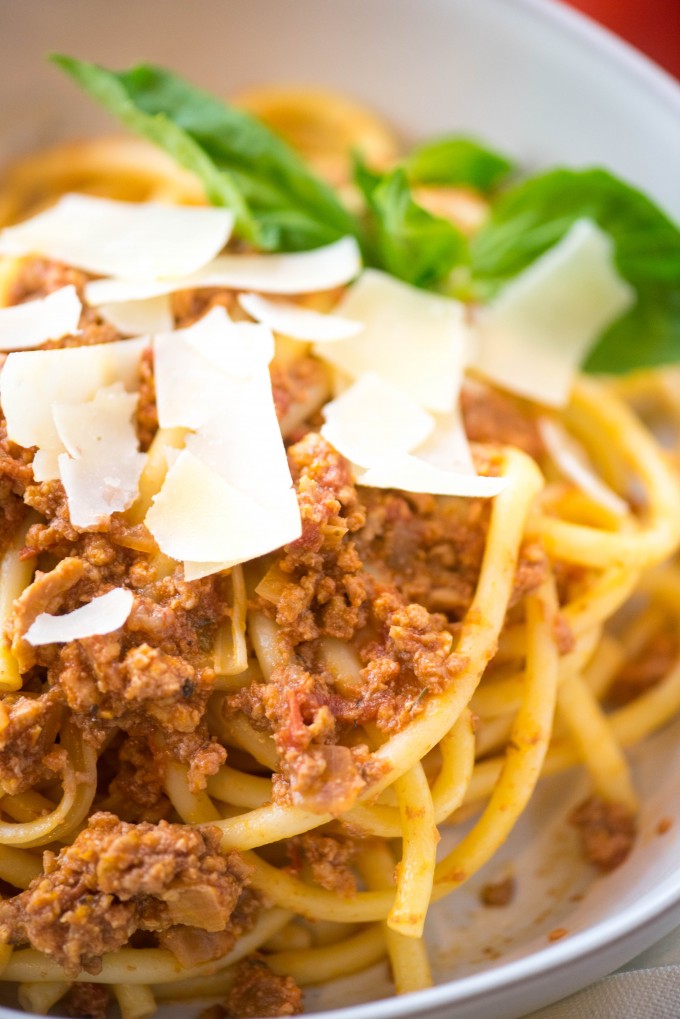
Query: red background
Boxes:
[{"xmin": 564, "ymin": 0, "xmax": 680, "ymax": 78}]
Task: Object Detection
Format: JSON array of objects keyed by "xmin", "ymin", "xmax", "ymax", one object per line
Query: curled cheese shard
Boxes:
[
  {"xmin": 24, "ymin": 587, "xmax": 134, "ymax": 646},
  {"xmin": 314, "ymin": 269, "xmax": 469, "ymax": 413},
  {"xmin": 538, "ymin": 416, "xmax": 628, "ymax": 516},
  {"xmin": 53, "ymin": 384, "xmax": 146, "ymax": 528},
  {"xmin": 98, "ymin": 296, "xmax": 174, "ymax": 336},
  {"xmin": 84, "ymin": 236, "xmax": 363, "ymax": 304},
  {"xmin": 414, "ymin": 405, "xmax": 475, "ymax": 474},
  {"xmin": 0, "ymin": 337, "xmax": 147, "ymax": 451},
  {"xmin": 474, "ymin": 219, "xmax": 636, "ymax": 407},
  {"xmin": 357, "ymin": 455, "xmax": 506, "ymax": 498},
  {"xmin": 145, "ymin": 450, "xmax": 301, "ymax": 566},
  {"xmin": 0, "ymin": 286, "xmax": 82, "ymax": 351},
  {"xmin": 0, "ymin": 195, "xmax": 234, "ymax": 279},
  {"xmin": 153, "ymin": 308, "xmax": 274, "ymax": 430},
  {"xmin": 321, "ymin": 373, "xmax": 434, "ymax": 468},
  {"xmin": 238, "ymin": 292, "xmax": 363, "ymax": 342}
]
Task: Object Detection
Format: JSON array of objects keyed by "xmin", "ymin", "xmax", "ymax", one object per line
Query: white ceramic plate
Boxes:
[{"xmin": 1, "ymin": 2, "xmax": 679, "ymax": 1017}]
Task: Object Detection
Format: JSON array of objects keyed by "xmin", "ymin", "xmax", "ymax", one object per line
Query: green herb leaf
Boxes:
[
  {"xmin": 405, "ymin": 136, "xmax": 514, "ymax": 192},
  {"xmin": 52, "ymin": 55, "xmax": 359, "ymax": 252},
  {"xmin": 354, "ymin": 158, "xmax": 467, "ymax": 288},
  {"xmin": 471, "ymin": 168, "xmax": 680, "ymax": 373}
]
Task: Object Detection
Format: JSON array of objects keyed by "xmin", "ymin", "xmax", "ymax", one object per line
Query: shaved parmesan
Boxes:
[
  {"xmin": 153, "ymin": 308, "xmax": 273, "ymax": 430},
  {"xmin": 186, "ymin": 319, "xmax": 275, "ymax": 378},
  {"xmin": 315, "ymin": 269, "xmax": 469, "ymax": 413},
  {"xmin": 183, "ymin": 561, "xmax": 232, "ymax": 582},
  {"xmin": 31, "ymin": 449, "xmax": 61, "ymax": 483},
  {"xmin": 0, "ymin": 195, "xmax": 233, "ymax": 279},
  {"xmin": 238, "ymin": 292, "xmax": 363, "ymax": 342},
  {"xmin": 474, "ymin": 219, "xmax": 635, "ymax": 407},
  {"xmin": 0, "ymin": 337, "xmax": 147, "ymax": 451},
  {"xmin": 321, "ymin": 373, "xmax": 433, "ymax": 468},
  {"xmin": 53, "ymin": 384, "xmax": 146, "ymax": 527},
  {"xmin": 539, "ymin": 416, "xmax": 628, "ymax": 516},
  {"xmin": 0, "ymin": 286, "xmax": 81, "ymax": 351},
  {"xmin": 84, "ymin": 237, "xmax": 362, "ymax": 305},
  {"xmin": 24, "ymin": 587, "xmax": 134, "ymax": 646},
  {"xmin": 98, "ymin": 296, "xmax": 174, "ymax": 336},
  {"xmin": 414, "ymin": 406, "xmax": 475, "ymax": 474},
  {"xmin": 357, "ymin": 455, "xmax": 506, "ymax": 498},
  {"xmin": 185, "ymin": 372, "xmax": 290, "ymax": 506},
  {"xmin": 146, "ymin": 450, "xmax": 301, "ymax": 565}
]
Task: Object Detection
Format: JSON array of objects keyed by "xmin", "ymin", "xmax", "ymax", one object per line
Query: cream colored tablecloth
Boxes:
[{"xmin": 526, "ymin": 926, "xmax": 680, "ymax": 1018}]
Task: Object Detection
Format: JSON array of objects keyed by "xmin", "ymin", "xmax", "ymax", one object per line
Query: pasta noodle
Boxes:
[{"xmin": 0, "ymin": 76, "xmax": 678, "ymax": 1019}]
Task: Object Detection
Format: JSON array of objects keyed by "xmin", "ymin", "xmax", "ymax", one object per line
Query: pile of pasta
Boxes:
[{"xmin": 0, "ymin": 90, "xmax": 678, "ymax": 1019}]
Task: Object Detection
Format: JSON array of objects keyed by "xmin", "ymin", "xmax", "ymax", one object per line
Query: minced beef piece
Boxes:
[
  {"xmin": 287, "ymin": 831, "xmax": 358, "ymax": 895},
  {"xmin": 172, "ymin": 287, "xmax": 236, "ymax": 328},
  {"xmin": 570, "ymin": 795, "xmax": 637, "ymax": 871},
  {"xmin": 136, "ymin": 346, "xmax": 158, "ymax": 451},
  {"xmin": 0, "ymin": 813, "xmax": 251, "ymax": 976},
  {"xmin": 0, "ymin": 687, "xmax": 63, "ymax": 794},
  {"xmin": 0, "ymin": 416, "xmax": 33, "ymax": 553},
  {"xmin": 225, "ymin": 956, "xmax": 303, "ymax": 1018},
  {"xmin": 608, "ymin": 627, "xmax": 678, "ymax": 706},
  {"xmin": 461, "ymin": 381, "xmax": 543, "ymax": 460},
  {"xmin": 61, "ymin": 983, "xmax": 111, "ymax": 1019},
  {"xmin": 259, "ymin": 433, "xmax": 368, "ymax": 644},
  {"xmin": 270, "ymin": 355, "xmax": 328, "ymax": 437},
  {"xmin": 480, "ymin": 875, "xmax": 516, "ymax": 907}
]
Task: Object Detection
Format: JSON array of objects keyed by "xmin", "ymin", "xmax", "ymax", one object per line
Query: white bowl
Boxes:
[{"xmin": 1, "ymin": 2, "xmax": 679, "ymax": 1017}]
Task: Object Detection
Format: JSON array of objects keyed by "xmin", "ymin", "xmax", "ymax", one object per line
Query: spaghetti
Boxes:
[{"xmin": 0, "ymin": 83, "xmax": 678, "ymax": 1019}]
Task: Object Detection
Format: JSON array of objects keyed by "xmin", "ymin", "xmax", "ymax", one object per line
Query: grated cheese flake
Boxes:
[
  {"xmin": 0, "ymin": 195, "xmax": 234, "ymax": 279},
  {"xmin": 84, "ymin": 236, "xmax": 362, "ymax": 305},
  {"xmin": 474, "ymin": 219, "xmax": 635, "ymax": 407},
  {"xmin": 0, "ymin": 337, "xmax": 147, "ymax": 451},
  {"xmin": 145, "ymin": 450, "xmax": 301, "ymax": 565},
  {"xmin": 357, "ymin": 455, "xmax": 506, "ymax": 498},
  {"xmin": 238, "ymin": 292, "xmax": 363, "ymax": 342},
  {"xmin": 24, "ymin": 588, "xmax": 134, "ymax": 646},
  {"xmin": 0, "ymin": 286, "xmax": 82, "ymax": 351},
  {"xmin": 321, "ymin": 373, "xmax": 434, "ymax": 468},
  {"xmin": 53, "ymin": 384, "xmax": 146, "ymax": 528},
  {"xmin": 538, "ymin": 416, "xmax": 628, "ymax": 516},
  {"xmin": 314, "ymin": 269, "xmax": 470, "ymax": 413}
]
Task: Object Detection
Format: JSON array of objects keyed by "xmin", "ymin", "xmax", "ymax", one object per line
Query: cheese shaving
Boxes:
[
  {"xmin": 238, "ymin": 292, "xmax": 363, "ymax": 342},
  {"xmin": 321, "ymin": 373, "xmax": 434, "ymax": 468},
  {"xmin": 0, "ymin": 337, "xmax": 147, "ymax": 451},
  {"xmin": 414, "ymin": 406, "xmax": 476, "ymax": 474},
  {"xmin": 314, "ymin": 269, "xmax": 469, "ymax": 413},
  {"xmin": 0, "ymin": 286, "xmax": 82, "ymax": 351},
  {"xmin": 538, "ymin": 416, "xmax": 628, "ymax": 516},
  {"xmin": 0, "ymin": 195, "xmax": 234, "ymax": 279},
  {"xmin": 24, "ymin": 587, "xmax": 134, "ymax": 646},
  {"xmin": 153, "ymin": 308, "xmax": 274, "ymax": 430},
  {"xmin": 98, "ymin": 296, "xmax": 174, "ymax": 336},
  {"xmin": 474, "ymin": 219, "xmax": 636, "ymax": 407},
  {"xmin": 31, "ymin": 449, "xmax": 61, "ymax": 484},
  {"xmin": 357, "ymin": 455, "xmax": 506, "ymax": 498},
  {"xmin": 146, "ymin": 450, "xmax": 301, "ymax": 564},
  {"xmin": 53, "ymin": 384, "xmax": 146, "ymax": 527},
  {"xmin": 84, "ymin": 236, "xmax": 362, "ymax": 305}
]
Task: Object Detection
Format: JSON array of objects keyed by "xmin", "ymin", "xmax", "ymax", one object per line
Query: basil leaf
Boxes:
[
  {"xmin": 52, "ymin": 55, "xmax": 359, "ymax": 252},
  {"xmin": 405, "ymin": 136, "xmax": 514, "ymax": 193},
  {"xmin": 471, "ymin": 168, "xmax": 680, "ymax": 373},
  {"xmin": 354, "ymin": 158, "xmax": 467, "ymax": 288}
]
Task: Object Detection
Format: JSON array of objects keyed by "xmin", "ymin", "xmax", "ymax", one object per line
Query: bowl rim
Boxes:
[{"xmin": 0, "ymin": 3, "xmax": 678, "ymax": 1019}]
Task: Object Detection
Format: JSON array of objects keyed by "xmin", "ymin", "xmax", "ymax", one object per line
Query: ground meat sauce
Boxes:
[
  {"xmin": 608, "ymin": 626, "xmax": 679, "ymax": 706},
  {"xmin": 0, "ymin": 256, "xmax": 564, "ymax": 982},
  {"xmin": 0, "ymin": 813, "xmax": 253, "ymax": 976},
  {"xmin": 570, "ymin": 795, "xmax": 637, "ymax": 871},
  {"xmin": 224, "ymin": 957, "xmax": 303, "ymax": 1018},
  {"xmin": 61, "ymin": 983, "xmax": 112, "ymax": 1019}
]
